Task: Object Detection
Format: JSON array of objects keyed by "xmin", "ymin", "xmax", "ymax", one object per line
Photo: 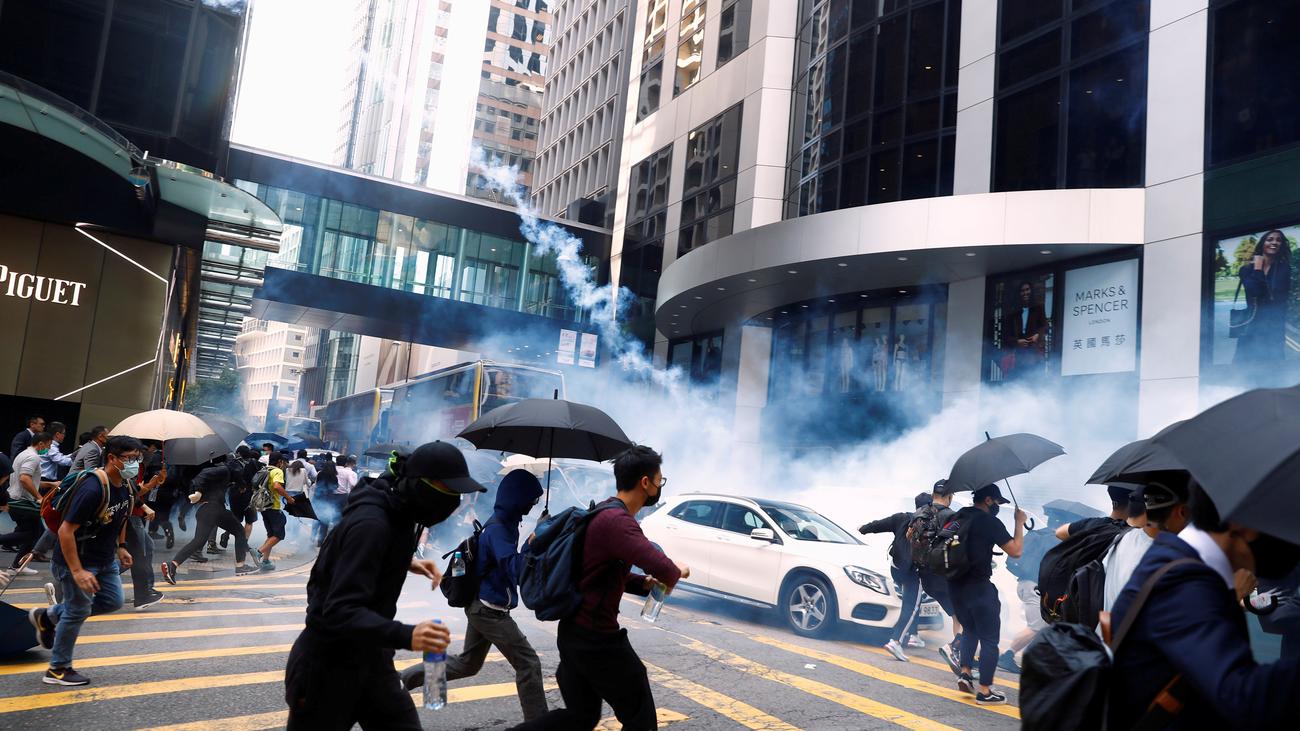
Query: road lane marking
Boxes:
[
  {"xmin": 851, "ymin": 643, "xmax": 1020, "ymax": 691},
  {"xmin": 751, "ymin": 635, "xmax": 1019, "ymax": 719},
  {"xmin": 595, "ymin": 708, "xmax": 689, "ymax": 729},
  {"xmin": 2, "ymin": 583, "xmax": 308, "ymax": 596},
  {"xmin": 643, "ymin": 662, "xmax": 802, "ymax": 731},
  {"xmin": 0, "ymin": 644, "xmax": 294, "ymax": 676},
  {"xmin": 12, "ymin": 595, "xmax": 310, "ymax": 609},
  {"xmin": 677, "ymin": 638, "xmax": 958, "ymax": 731},
  {"xmin": 74, "ymin": 624, "xmax": 305, "ymax": 645},
  {"xmin": 83, "ymin": 606, "xmax": 304, "ymax": 623}
]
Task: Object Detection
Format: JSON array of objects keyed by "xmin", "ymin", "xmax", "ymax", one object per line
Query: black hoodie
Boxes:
[{"xmin": 303, "ymin": 476, "xmax": 419, "ymax": 653}]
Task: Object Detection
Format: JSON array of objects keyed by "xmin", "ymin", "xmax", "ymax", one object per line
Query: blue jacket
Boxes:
[
  {"xmin": 477, "ymin": 470, "xmax": 543, "ymax": 609},
  {"xmin": 1109, "ymin": 532, "xmax": 1300, "ymax": 728}
]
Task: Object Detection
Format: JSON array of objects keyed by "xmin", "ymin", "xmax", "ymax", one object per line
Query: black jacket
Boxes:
[
  {"xmin": 190, "ymin": 463, "xmax": 234, "ymax": 504},
  {"xmin": 860, "ymin": 512, "xmax": 913, "ymax": 570},
  {"xmin": 303, "ymin": 477, "xmax": 418, "ymax": 653}
]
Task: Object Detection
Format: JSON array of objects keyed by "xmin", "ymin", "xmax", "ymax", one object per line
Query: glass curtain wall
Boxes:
[
  {"xmin": 236, "ymin": 180, "xmax": 595, "ymax": 323},
  {"xmin": 1208, "ymin": 0, "xmax": 1300, "ymax": 167},
  {"xmin": 786, "ymin": 0, "xmax": 962, "ymax": 218},
  {"xmin": 679, "ymin": 103, "xmax": 743, "ymax": 256},
  {"xmin": 638, "ymin": 0, "xmax": 669, "ymax": 121},
  {"xmin": 622, "ymin": 144, "xmax": 674, "ymax": 346}
]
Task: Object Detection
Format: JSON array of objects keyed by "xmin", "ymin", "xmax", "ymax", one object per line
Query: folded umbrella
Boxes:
[
  {"xmin": 285, "ymin": 493, "xmax": 318, "ymax": 521},
  {"xmin": 1150, "ymin": 385, "xmax": 1300, "ymax": 545},
  {"xmin": 0, "ymin": 601, "xmax": 37, "ymax": 658},
  {"xmin": 112, "ymin": 409, "xmax": 215, "ymax": 442},
  {"xmin": 947, "ymin": 433, "xmax": 1066, "ymax": 493},
  {"xmin": 1087, "ymin": 424, "xmax": 1186, "ymax": 486}
]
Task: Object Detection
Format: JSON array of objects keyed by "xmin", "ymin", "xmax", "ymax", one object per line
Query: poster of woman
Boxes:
[{"xmin": 1211, "ymin": 226, "xmax": 1300, "ymax": 365}]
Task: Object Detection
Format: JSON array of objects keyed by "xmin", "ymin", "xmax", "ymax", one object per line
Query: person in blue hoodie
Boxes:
[{"xmin": 403, "ymin": 468, "xmax": 547, "ymax": 721}]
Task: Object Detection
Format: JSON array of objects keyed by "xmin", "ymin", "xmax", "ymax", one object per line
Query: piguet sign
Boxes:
[{"xmin": 0, "ymin": 264, "xmax": 88, "ymax": 306}]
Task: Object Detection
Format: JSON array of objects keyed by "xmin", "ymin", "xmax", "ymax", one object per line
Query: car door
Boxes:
[
  {"xmin": 709, "ymin": 502, "xmax": 785, "ymax": 604},
  {"xmin": 657, "ymin": 500, "xmax": 724, "ymax": 587}
]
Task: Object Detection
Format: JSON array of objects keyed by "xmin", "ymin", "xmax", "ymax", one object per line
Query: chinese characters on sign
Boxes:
[{"xmin": 1060, "ymin": 259, "xmax": 1139, "ymax": 376}]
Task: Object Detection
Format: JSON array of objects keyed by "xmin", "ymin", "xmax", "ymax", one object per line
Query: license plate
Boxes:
[{"xmin": 920, "ymin": 603, "xmax": 940, "ymax": 617}]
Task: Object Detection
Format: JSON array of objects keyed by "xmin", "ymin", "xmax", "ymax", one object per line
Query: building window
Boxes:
[
  {"xmin": 638, "ymin": 0, "xmax": 669, "ymax": 121},
  {"xmin": 667, "ymin": 331, "xmax": 724, "ymax": 388},
  {"xmin": 717, "ymin": 0, "xmax": 751, "ymax": 67},
  {"xmin": 786, "ymin": 0, "xmax": 962, "ymax": 219},
  {"xmin": 1208, "ymin": 1, "xmax": 1300, "ymax": 167},
  {"xmin": 679, "ymin": 103, "xmax": 743, "ymax": 256},
  {"xmin": 674, "ymin": 0, "xmax": 706, "ymax": 97},
  {"xmin": 992, "ymin": 0, "xmax": 1150, "ymax": 192},
  {"xmin": 623, "ymin": 144, "xmax": 673, "ymax": 345}
]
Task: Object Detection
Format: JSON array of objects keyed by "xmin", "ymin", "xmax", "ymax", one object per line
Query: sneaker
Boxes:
[
  {"xmin": 14, "ymin": 566, "xmax": 38, "ymax": 576},
  {"xmin": 252, "ymin": 548, "xmax": 264, "ymax": 563},
  {"xmin": 178, "ymin": 517, "xmax": 187, "ymax": 532},
  {"xmin": 206, "ymin": 544, "xmax": 223, "ymax": 555},
  {"xmin": 165, "ymin": 532, "xmax": 175, "ymax": 550},
  {"xmin": 43, "ymin": 667, "xmax": 90, "ymax": 686},
  {"xmin": 133, "ymin": 591, "xmax": 165, "ymax": 610},
  {"xmin": 43, "ymin": 582, "xmax": 57, "ymax": 606},
  {"xmin": 28, "ymin": 608, "xmax": 55, "ymax": 649},
  {"xmin": 236, "ymin": 563, "xmax": 260, "ymax": 576},
  {"xmin": 219, "ymin": 532, "xmax": 230, "ymax": 548},
  {"xmin": 997, "ymin": 650, "xmax": 1022, "ymax": 674},
  {"xmin": 957, "ymin": 673, "xmax": 976, "ymax": 696},
  {"xmin": 976, "ymin": 689, "xmax": 1007, "ymax": 705},
  {"xmin": 939, "ymin": 643, "xmax": 961, "ymax": 677},
  {"xmin": 883, "ymin": 638, "xmax": 910, "ymax": 662},
  {"xmin": 906, "ymin": 635, "xmax": 926, "ymax": 649},
  {"xmin": 190, "ymin": 554, "xmax": 208, "ymax": 564},
  {"xmin": 161, "ymin": 561, "xmax": 178, "ymax": 585},
  {"xmin": 260, "ymin": 560, "xmax": 276, "ymax": 572}
]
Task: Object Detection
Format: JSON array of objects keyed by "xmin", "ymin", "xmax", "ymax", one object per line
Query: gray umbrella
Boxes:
[
  {"xmin": 1150, "ymin": 385, "xmax": 1300, "ymax": 545},
  {"xmin": 946, "ymin": 433, "xmax": 1066, "ymax": 494},
  {"xmin": 201, "ymin": 416, "xmax": 250, "ymax": 453},
  {"xmin": 1087, "ymin": 423, "xmax": 1186, "ymax": 486}
]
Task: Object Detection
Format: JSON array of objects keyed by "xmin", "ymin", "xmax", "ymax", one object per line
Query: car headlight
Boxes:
[{"xmin": 844, "ymin": 565, "xmax": 889, "ymax": 595}]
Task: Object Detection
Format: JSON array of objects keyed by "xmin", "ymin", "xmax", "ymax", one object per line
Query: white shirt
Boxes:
[
  {"xmin": 1102, "ymin": 528, "xmax": 1156, "ymax": 613},
  {"xmin": 10, "ymin": 447, "xmax": 43, "ymax": 501},
  {"xmin": 1177, "ymin": 524, "xmax": 1235, "ymax": 590},
  {"xmin": 336, "ymin": 466, "xmax": 358, "ymax": 494}
]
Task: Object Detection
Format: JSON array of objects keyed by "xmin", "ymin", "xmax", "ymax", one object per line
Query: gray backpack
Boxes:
[{"xmin": 250, "ymin": 466, "xmax": 275, "ymax": 511}]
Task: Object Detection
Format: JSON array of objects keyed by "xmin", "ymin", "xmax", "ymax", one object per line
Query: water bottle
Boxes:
[
  {"xmin": 449, "ymin": 551, "xmax": 466, "ymax": 578},
  {"xmin": 422, "ymin": 619, "xmax": 447, "ymax": 710},
  {"xmin": 640, "ymin": 581, "xmax": 670, "ymax": 623}
]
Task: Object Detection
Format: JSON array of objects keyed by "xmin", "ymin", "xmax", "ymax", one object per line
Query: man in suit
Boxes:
[
  {"xmin": 1006, "ymin": 281, "xmax": 1048, "ymax": 377},
  {"xmin": 10, "ymin": 415, "xmax": 45, "ymax": 459},
  {"xmin": 1108, "ymin": 486, "xmax": 1300, "ymax": 728}
]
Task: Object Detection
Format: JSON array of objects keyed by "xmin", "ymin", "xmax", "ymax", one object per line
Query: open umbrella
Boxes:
[
  {"xmin": 112, "ymin": 409, "xmax": 215, "ymax": 442},
  {"xmin": 1042, "ymin": 499, "xmax": 1103, "ymax": 522},
  {"xmin": 201, "ymin": 416, "xmax": 250, "ymax": 454},
  {"xmin": 163, "ymin": 432, "xmax": 233, "ymax": 466},
  {"xmin": 244, "ymin": 432, "xmax": 287, "ymax": 448},
  {"xmin": 458, "ymin": 396, "xmax": 632, "ymax": 511},
  {"xmin": 498, "ymin": 453, "xmax": 552, "ymax": 477},
  {"xmin": 286, "ymin": 433, "xmax": 327, "ymax": 450},
  {"xmin": 1150, "ymin": 385, "xmax": 1300, "ymax": 545},
  {"xmin": 947, "ymin": 433, "xmax": 1066, "ymax": 494},
  {"xmin": 1087, "ymin": 423, "xmax": 1185, "ymax": 486}
]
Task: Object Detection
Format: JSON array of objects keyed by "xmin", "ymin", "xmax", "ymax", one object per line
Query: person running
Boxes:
[
  {"xmin": 513, "ymin": 446, "xmax": 688, "ymax": 731},
  {"xmin": 27, "ymin": 436, "xmax": 140, "ymax": 686},
  {"xmin": 9, "ymin": 415, "xmax": 45, "ymax": 458},
  {"xmin": 124, "ymin": 453, "xmax": 167, "ymax": 610},
  {"xmin": 914, "ymin": 479, "xmax": 962, "ymax": 673},
  {"xmin": 309, "ymin": 455, "xmax": 340, "ymax": 547},
  {"xmin": 162, "ymin": 457, "xmax": 258, "ymax": 583},
  {"xmin": 69, "ymin": 426, "xmax": 107, "ymax": 472},
  {"xmin": 947, "ymin": 483, "xmax": 1026, "ymax": 705},
  {"xmin": 860, "ymin": 491, "xmax": 934, "ymax": 662},
  {"xmin": 5, "ymin": 432, "xmax": 59, "ymax": 574},
  {"xmin": 40, "ymin": 422, "xmax": 73, "ymax": 481},
  {"xmin": 219, "ymin": 446, "xmax": 259, "ymax": 549},
  {"xmin": 401, "ymin": 469, "xmax": 548, "ymax": 721},
  {"xmin": 254, "ymin": 452, "xmax": 292, "ymax": 571},
  {"xmin": 284, "ymin": 440, "xmax": 485, "ymax": 730}
]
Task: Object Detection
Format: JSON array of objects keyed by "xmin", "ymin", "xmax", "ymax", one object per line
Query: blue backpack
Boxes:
[{"xmin": 518, "ymin": 501, "xmax": 624, "ymax": 621}]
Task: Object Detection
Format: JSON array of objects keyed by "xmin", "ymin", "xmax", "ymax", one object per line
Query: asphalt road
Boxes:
[{"xmin": 0, "ymin": 524, "xmax": 1020, "ymax": 730}]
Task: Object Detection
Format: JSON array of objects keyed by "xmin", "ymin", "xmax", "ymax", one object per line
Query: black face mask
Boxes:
[
  {"xmin": 643, "ymin": 480, "xmax": 662, "ymax": 508},
  {"xmin": 988, "ymin": 502, "xmax": 1001, "ymax": 518},
  {"xmin": 1249, "ymin": 533, "xmax": 1300, "ymax": 580},
  {"xmin": 397, "ymin": 477, "xmax": 461, "ymax": 527}
]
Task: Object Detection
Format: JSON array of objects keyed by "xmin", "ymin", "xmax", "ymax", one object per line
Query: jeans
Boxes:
[
  {"xmin": 890, "ymin": 567, "xmax": 923, "ymax": 643},
  {"xmin": 125, "ymin": 516, "xmax": 155, "ymax": 598},
  {"xmin": 48, "ymin": 560, "xmax": 124, "ymax": 667},
  {"xmin": 445, "ymin": 600, "xmax": 547, "ymax": 719},
  {"xmin": 31, "ymin": 527, "xmax": 57, "ymax": 556},
  {"xmin": 951, "ymin": 578, "xmax": 1001, "ymax": 687}
]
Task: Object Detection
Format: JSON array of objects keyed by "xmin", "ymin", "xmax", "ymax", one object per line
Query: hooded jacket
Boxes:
[
  {"xmin": 303, "ymin": 476, "xmax": 419, "ymax": 653},
  {"xmin": 477, "ymin": 469, "xmax": 544, "ymax": 609}
]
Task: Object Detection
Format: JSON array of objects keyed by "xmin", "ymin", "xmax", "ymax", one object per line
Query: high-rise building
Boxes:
[
  {"xmin": 234, "ymin": 319, "xmax": 310, "ymax": 429},
  {"xmin": 532, "ymin": 0, "xmax": 638, "ymax": 227},
  {"xmin": 336, "ymin": 0, "xmax": 552, "ymax": 200}
]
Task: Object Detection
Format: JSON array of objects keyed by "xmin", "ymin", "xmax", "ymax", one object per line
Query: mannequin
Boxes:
[{"xmin": 893, "ymin": 334, "xmax": 909, "ymax": 391}]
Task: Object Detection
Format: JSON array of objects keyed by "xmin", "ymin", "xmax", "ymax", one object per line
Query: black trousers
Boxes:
[
  {"xmin": 951, "ymin": 578, "xmax": 1001, "ymax": 686},
  {"xmin": 285, "ymin": 630, "xmax": 421, "ymax": 731},
  {"xmin": 510, "ymin": 621, "xmax": 657, "ymax": 731},
  {"xmin": 890, "ymin": 567, "xmax": 923, "ymax": 643},
  {"xmin": 175, "ymin": 503, "xmax": 248, "ymax": 564},
  {"xmin": 0, "ymin": 509, "xmax": 41, "ymax": 568}
]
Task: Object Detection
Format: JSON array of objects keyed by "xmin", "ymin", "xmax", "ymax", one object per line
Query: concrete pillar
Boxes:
[
  {"xmin": 731, "ymin": 324, "xmax": 772, "ymax": 468},
  {"xmin": 941, "ymin": 276, "xmax": 986, "ymax": 409},
  {"xmin": 953, "ymin": 0, "xmax": 996, "ymax": 195},
  {"xmin": 1137, "ymin": 1, "xmax": 1208, "ymax": 436}
]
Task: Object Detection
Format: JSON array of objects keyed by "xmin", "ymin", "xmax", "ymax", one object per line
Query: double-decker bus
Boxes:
[
  {"xmin": 282, "ymin": 415, "xmax": 322, "ymax": 440},
  {"xmin": 321, "ymin": 388, "xmax": 393, "ymax": 455}
]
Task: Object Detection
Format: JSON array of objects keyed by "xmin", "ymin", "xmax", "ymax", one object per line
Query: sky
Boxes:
[{"xmin": 231, "ymin": 0, "xmax": 355, "ymax": 163}]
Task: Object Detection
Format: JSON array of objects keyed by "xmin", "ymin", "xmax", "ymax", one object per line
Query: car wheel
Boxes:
[{"xmin": 783, "ymin": 574, "xmax": 837, "ymax": 638}]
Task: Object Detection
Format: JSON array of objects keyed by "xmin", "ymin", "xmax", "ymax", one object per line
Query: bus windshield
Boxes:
[{"xmin": 480, "ymin": 366, "xmax": 565, "ymax": 413}]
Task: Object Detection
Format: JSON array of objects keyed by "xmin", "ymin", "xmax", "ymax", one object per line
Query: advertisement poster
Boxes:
[
  {"xmin": 556, "ymin": 329, "xmax": 577, "ymax": 366},
  {"xmin": 1060, "ymin": 259, "xmax": 1139, "ymax": 376},
  {"xmin": 986, "ymin": 272, "xmax": 1055, "ymax": 382},
  {"xmin": 1209, "ymin": 225, "xmax": 1300, "ymax": 365},
  {"xmin": 578, "ymin": 333, "xmax": 598, "ymax": 368}
]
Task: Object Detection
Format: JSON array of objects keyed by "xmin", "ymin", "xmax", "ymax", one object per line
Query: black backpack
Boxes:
[
  {"xmin": 1061, "ymin": 532, "xmax": 1127, "ymax": 628},
  {"xmin": 926, "ymin": 514, "xmax": 973, "ymax": 581},
  {"xmin": 908, "ymin": 504, "xmax": 949, "ymax": 572},
  {"xmin": 1020, "ymin": 558, "xmax": 1199, "ymax": 731},
  {"xmin": 1038, "ymin": 519, "xmax": 1130, "ymax": 624},
  {"xmin": 440, "ymin": 518, "xmax": 494, "ymax": 608}
]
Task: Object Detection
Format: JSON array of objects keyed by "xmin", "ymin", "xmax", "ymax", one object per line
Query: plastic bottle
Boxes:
[
  {"xmin": 449, "ymin": 551, "xmax": 466, "ymax": 578},
  {"xmin": 640, "ymin": 581, "xmax": 670, "ymax": 623},
  {"xmin": 422, "ymin": 619, "xmax": 447, "ymax": 710}
]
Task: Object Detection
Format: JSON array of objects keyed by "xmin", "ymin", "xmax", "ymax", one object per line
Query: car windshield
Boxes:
[{"xmin": 761, "ymin": 504, "xmax": 857, "ymax": 543}]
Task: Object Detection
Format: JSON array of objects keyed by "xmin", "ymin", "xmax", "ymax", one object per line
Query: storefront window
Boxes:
[{"xmin": 667, "ymin": 331, "xmax": 724, "ymax": 389}]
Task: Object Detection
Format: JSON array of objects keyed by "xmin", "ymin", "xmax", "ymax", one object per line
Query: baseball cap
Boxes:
[
  {"xmin": 1143, "ymin": 480, "xmax": 1188, "ymax": 510},
  {"xmin": 972, "ymin": 483, "xmax": 1010, "ymax": 505},
  {"xmin": 403, "ymin": 441, "xmax": 487, "ymax": 494},
  {"xmin": 915, "ymin": 492, "xmax": 933, "ymax": 508},
  {"xmin": 932, "ymin": 479, "xmax": 951, "ymax": 496}
]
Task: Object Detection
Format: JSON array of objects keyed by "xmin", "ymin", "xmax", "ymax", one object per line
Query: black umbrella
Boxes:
[
  {"xmin": 0, "ymin": 601, "xmax": 37, "ymax": 658},
  {"xmin": 285, "ymin": 493, "xmax": 318, "ymax": 521},
  {"xmin": 164, "ymin": 432, "xmax": 234, "ymax": 466},
  {"xmin": 458, "ymin": 396, "xmax": 632, "ymax": 511},
  {"xmin": 286, "ymin": 433, "xmax": 327, "ymax": 450},
  {"xmin": 201, "ymin": 416, "xmax": 251, "ymax": 454},
  {"xmin": 1150, "ymin": 385, "xmax": 1300, "ymax": 545},
  {"xmin": 363, "ymin": 442, "xmax": 409, "ymax": 459},
  {"xmin": 1087, "ymin": 423, "xmax": 1186, "ymax": 486},
  {"xmin": 245, "ymin": 432, "xmax": 287, "ymax": 448},
  {"xmin": 947, "ymin": 432, "xmax": 1066, "ymax": 494}
]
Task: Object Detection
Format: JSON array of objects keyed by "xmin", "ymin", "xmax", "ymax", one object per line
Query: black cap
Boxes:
[
  {"xmin": 932, "ymin": 479, "xmax": 951, "ymax": 496},
  {"xmin": 915, "ymin": 492, "xmax": 933, "ymax": 508},
  {"xmin": 973, "ymin": 484, "xmax": 1010, "ymax": 505},
  {"xmin": 403, "ymin": 441, "xmax": 486, "ymax": 494},
  {"xmin": 1143, "ymin": 480, "xmax": 1187, "ymax": 510}
]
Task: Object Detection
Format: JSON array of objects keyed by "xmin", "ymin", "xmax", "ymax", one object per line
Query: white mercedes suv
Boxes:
[{"xmin": 640, "ymin": 493, "xmax": 943, "ymax": 638}]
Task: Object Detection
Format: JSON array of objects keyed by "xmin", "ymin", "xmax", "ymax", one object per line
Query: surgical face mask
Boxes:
[
  {"xmin": 1248, "ymin": 533, "xmax": 1300, "ymax": 580},
  {"xmin": 37, "ymin": 447, "xmax": 49, "ymax": 455},
  {"xmin": 119, "ymin": 459, "xmax": 141, "ymax": 481}
]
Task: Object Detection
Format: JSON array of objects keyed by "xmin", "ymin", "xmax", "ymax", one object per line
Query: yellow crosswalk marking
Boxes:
[
  {"xmin": 852, "ymin": 643, "xmax": 1021, "ymax": 691},
  {"xmin": 679, "ymin": 638, "xmax": 958, "ymax": 731},
  {"xmin": 595, "ymin": 708, "xmax": 689, "ymax": 729},
  {"xmin": 0, "ymin": 644, "xmax": 294, "ymax": 676},
  {"xmin": 12, "ymin": 595, "xmax": 310, "ymax": 610},
  {"xmin": 3, "ymin": 583, "xmax": 307, "ymax": 596},
  {"xmin": 84, "ymin": 606, "xmax": 304, "ymax": 623},
  {"xmin": 76, "ymin": 623, "xmax": 304, "ymax": 645},
  {"xmin": 752, "ymin": 635, "xmax": 1019, "ymax": 719},
  {"xmin": 644, "ymin": 662, "xmax": 801, "ymax": 731}
]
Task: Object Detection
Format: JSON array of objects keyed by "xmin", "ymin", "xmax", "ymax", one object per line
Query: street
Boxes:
[{"xmin": 0, "ymin": 536, "xmax": 1018, "ymax": 730}]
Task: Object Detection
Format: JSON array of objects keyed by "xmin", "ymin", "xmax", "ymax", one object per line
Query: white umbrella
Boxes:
[
  {"xmin": 111, "ymin": 409, "xmax": 216, "ymax": 442},
  {"xmin": 498, "ymin": 453, "xmax": 552, "ymax": 477}
]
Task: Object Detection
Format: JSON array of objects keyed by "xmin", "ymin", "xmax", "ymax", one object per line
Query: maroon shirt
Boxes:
[{"xmin": 573, "ymin": 497, "xmax": 682, "ymax": 633}]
